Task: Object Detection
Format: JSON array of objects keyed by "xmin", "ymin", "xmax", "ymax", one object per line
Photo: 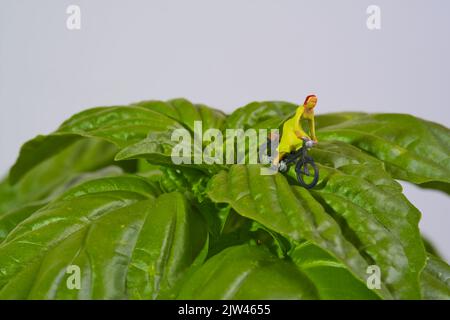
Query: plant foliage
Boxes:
[{"xmin": 0, "ymin": 99, "xmax": 449, "ymax": 300}]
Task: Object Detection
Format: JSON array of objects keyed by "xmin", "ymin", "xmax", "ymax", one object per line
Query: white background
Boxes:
[{"xmin": 0, "ymin": 0, "xmax": 449, "ymax": 260}]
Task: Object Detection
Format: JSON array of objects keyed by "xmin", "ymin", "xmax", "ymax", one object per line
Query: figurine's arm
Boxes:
[
  {"xmin": 293, "ymin": 106, "xmax": 309, "ymax": 139},
  {"xmin": 309, "ymin": 116, "xmax": 317, "ymax": 142}
]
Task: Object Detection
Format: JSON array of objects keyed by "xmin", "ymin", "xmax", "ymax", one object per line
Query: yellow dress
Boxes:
[{"xmin": 277, "ymin": 105, "xmax": 316, "ymax": 154}]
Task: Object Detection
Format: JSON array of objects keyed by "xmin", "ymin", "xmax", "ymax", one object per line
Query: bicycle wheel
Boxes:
[{"xmin": 295, "ymin": 158, "xmax": 319, "ymax": 189}]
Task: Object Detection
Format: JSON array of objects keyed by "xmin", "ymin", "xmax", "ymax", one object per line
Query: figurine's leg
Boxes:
[
  {"xmin": 273, "ymin": 130, "xmax": 295, "ymax": 166},
  {"xmin": 273, "ymin": 130, "xmax": 303, "ymax": 166},
  {"xmin": 272, "ymin": 151, "xmax": 286, "ymax": 166}
]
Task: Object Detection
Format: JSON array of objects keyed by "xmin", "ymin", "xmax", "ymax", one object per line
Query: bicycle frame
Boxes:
[{"xmin": 281, "ymin": 141, "xmax": 310, "ymax": 168}]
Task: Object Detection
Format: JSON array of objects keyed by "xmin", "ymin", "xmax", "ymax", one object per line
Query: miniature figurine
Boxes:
[
  {"xmin": 272, "ymin": 94, "xmax": 318, "ymax": 168},
  {"xmin": 264, "ymin": 95, "xmax": 319, "ymax": 188}
]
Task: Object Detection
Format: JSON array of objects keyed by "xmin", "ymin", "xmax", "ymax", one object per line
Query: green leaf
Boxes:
[
  {"xmin": 115, "ymin": 130, "xmax": 226, "ymax": 174},
  {"xmin": 304, "ymin": 141, "xmax": 426, "ymax": 299},
  {"xmin": 195, "ymin": 103, "xmax": 227, "ymax": 131},
  {"xmin": 10, "ymin": 99, "xmax": 226, "ymax": 185},
  {"xmin": 2, "ymin": 98, "xmax": 449, "ymax": 301},
  {"xmin": 2, "ymin": 138, "xmax": 121, "ymax": 214},
  {"xmin": 317, "ymin": 113, "xmax": 450, "ymax": 186},
  {"xmin": 0, "ymin": 202, "xmax": 46, "ymax": 242},
  {"xmin": 8, "ymin": 134, "xmax": 80, "ymax": 186},
  {"xmin": 422, "ymin": 236, "xmax": 443, "ymax": 259},
  {"xmin": 127, "ymin": 192, "xmax": 208, "ymax": 299},
  {"xmin": 134, "ymin": 98, "xmax": 226, "ymax": 131},
  {"xmin": 57, "ymin": 105, "xmax": 182, "ymax": 146},
  {"xmin": 315, "ymin": 112, "xmax": 368, "ymax": 130},
  {"xmin": 158, "ymin": 167, "xmax": 209, "ymax": 200},
  {"xmin": 114, "ymin": 131, "xmax": 178, "ymax": 166},
  {"xmin": 56, "ymin": 175, "xmax": 161, "ymax": 201},
  {"xmin": 0, "ymin": 176, "xmax": 206, "ymax": 299},
  {"xmin": 207, "ymin": 162, "xmax": 426, "ymax": 299},
  {"xmin": 207, "ymin": 164, "xmax": 392, "ymax": 299},
  {"xmin": 0, "ymin": 179, "xmax": 17, "ymax": 215},
  {"xmin": 0, "ymin": 175, "xmax": 154, "ymax": 299},
  {"xmin": 225, "ymin": 101, "xmax": 296, "ymax": 130},
  {"xmin": 420, "ymin": 254, "xmax": 450, "ymax": 300},
  {"xmin": 289, "ymin": 241, "xmax": 379, "ymax": 299},
  {"xmin": 9, "ymin": 105, "xmax": 183, "ymax": 184},
  {"xmin": 177, "ymin": 244, "xmax": 319, "ymax": 299}
]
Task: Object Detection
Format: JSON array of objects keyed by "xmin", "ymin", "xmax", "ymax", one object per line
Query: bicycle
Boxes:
[{"xmin": 259, "ymin": 136, "xmax": 319, "ymax": 189}]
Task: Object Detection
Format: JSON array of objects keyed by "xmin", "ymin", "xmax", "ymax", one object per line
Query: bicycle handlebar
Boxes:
[{"xmin": 303, "ymin": 139, "xmax": 316, "ymax": 148}]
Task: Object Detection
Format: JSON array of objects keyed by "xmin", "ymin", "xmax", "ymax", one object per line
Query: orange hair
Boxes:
[{"xmin": 303, "ymin": 95, "xmax": 317, "ymax": 105}]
